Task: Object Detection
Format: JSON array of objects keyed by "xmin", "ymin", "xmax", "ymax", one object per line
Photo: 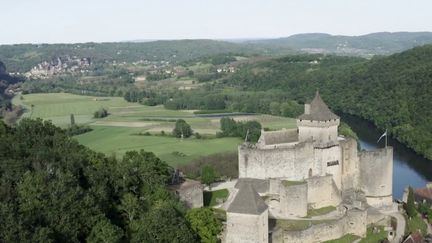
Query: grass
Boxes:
[
  {"xmin": 13, "ymin": 93, "xmax": 190, "ymax": 127},
  {"xmin": 203, "ymin": 189, "xmax": 229, "ymax": 207},
  {"xmin": 307, "ymin": 206, "xmax": 337, "ymax": 217},
  {"xmin": 75, "ymin": 126, "xmax": 241, "ymax": 166},
  {"xmin": 406, "ymin": 215, "xmax": 428, "ymax": 235},
  {"xmin": 13, "ymin": 93, "xmax": 296, "ymax": 165},
  {"xmin": 324, "ymin": 234, "xmax": 360, "ymax": 243},
  {"xmin": 359, "ymin": 225, "xmax": 387, "ymax": 243},
  {"xmin": 321, "ymin": 224, "xmax": 388, "ymax": 243},
  {"xmin": 276, "ymin": 219, "xmax": 333, "ymax": 231}
]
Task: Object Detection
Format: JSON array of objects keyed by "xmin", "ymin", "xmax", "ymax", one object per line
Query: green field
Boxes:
[
  {"xmin": 75, "ymin": 126, "xmax": 241, "ymax": 166},
  {"xmin": 13, "ymin": 93, "xmax": 191, "ymax": 127},
  {"xmin": 13, "ymin": 93, "xmax": 296, "ymax": 165}
]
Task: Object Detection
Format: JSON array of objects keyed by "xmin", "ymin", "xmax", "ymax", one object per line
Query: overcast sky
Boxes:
[{"xmin": 2, "ymin": 0, "xmax": 432, "ymax": 44}]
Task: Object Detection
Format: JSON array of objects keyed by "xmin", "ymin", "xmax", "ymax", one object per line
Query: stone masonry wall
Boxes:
[
  {"xmin": 238, "ymin": 142, "xmax": 316, "ymax": 180},
  {"xmin": 359, "ymin": 147, "xmax": 393, "ymax": 207},
  {"xmin": 297, "ymin": 119, "xmax": 339, "ymax": 145},
  {"xmin": 306, "ymin": 175, "xmax": 341, "ymax": 208},
  {"xmin": 273, "ymin": 209, "xmax": 367, "ymax": 243},
  {"xmin": 314, "ymin": 145, "xmax": 342, "ymax": 189},
  {"xmin": 279, "ymin": 182, "xmax": 308, "ymax": 217},
  {"xmin": 226, "ymin": 211, "xmax": 268, "ymax": 243},
  {"xmin": 340, "ymin": 138, "xmax": 360, "ymax": 191}
]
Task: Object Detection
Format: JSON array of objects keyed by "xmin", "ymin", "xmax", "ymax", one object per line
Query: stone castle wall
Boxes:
[
  {"xmin": 340, "ymin": 138, "xmax": 360, "ymax": 191},
  {"xmin": 273, "ymin": 209, "xmax": 367, "ymax": 243},
  {"xmin": 238, "ymin": 142, "xmax": 316, "ymax": 180},
  {"xmin": 306, "ymin": 175, "xmax": 341, "ymax": 208},
  {"xmin": 226, "ymin": 211, "xmax": 268, "ymax": 243},
  {"xmin": 279, "ymin": 182, "xmax": 308, "ymax": 217},
  {"xmin": 297, "ymin": 119, "xmax": 339, "ymax": 145},
  {"xmin": 314, "ymin": 145, "xmax": 342, "ymax": 189},
  {"xmin": 239, "ymin": 141, "xmax": 342, "ymax": 184},
  {"xmin": 359, "ymin": 147, "xmax": 393, "ymax": 207}
]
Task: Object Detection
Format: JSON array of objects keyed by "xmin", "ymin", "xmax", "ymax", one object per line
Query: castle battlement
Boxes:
[{"xmin": 226, "ymin": 91, "xmax": 394, "ymax": 243}]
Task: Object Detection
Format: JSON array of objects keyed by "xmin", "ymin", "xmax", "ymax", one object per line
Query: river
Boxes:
[{"xmin": 342, "ymin": 114, "xmax": 432, "ymax": 199}]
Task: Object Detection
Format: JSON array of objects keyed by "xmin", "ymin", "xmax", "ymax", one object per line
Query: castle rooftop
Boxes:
[
  {"xmin": 227, "ymin": 183, "xmax": 268, "ymax": 215},
  {"xmin": 298, "ymin": 91, "xmax": 339, "ymax": 121}
]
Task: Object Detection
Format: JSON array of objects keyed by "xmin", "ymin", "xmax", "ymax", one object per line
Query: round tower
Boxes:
[{"xmin": 297, "ymin": 91, "xmax": 340, "ymax": 146}]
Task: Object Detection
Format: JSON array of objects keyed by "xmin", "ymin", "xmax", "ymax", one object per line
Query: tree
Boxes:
[
  {"xmin": 87, "ymin": 219, "xmax": 124, "ymax": 243},
  {"xmin": 70, "ymin": 114, "xmax": 75, "ymax": 126},
  {"xmin": 186, "ymin": 208, "xmax": 222, "ymax": 243},
  {"xmin": 269, "ymin": 102, "xmax": 281, "ymax": 116},
  {"xmin": 118, "ymin": 193, "xmax": 141, "ymax": 222},
  {"xmin": 94, "ymin": 108, "xmax": 108, "ymax": 118},
  {"xmin": 240, "ymin": 121, "xmax": 262, "ymax": 143},
  {"xmin": 173, "ymin": 119, "xmax": 193, "ymax": 138},
  {"xmin": 219, "ymin": 118, "xmax": 262, "ymax": 142},
  {"xmin": 406, "ymin": 186, "xmax": 416, "ymax": 218},
  {"xmin": 220, "ymin": 117, "xmax": 237, "ymax": 137},
  {"xmin": 131, "ymin": 203, "xmax": 197, "ymax": 243},
  {"xmin": 200, "ymin": 165, "xmax": 217, "ymax": 186},
  {"xmin": 0, "ymin": 119, "xmax": 201, "ymax": 242}
]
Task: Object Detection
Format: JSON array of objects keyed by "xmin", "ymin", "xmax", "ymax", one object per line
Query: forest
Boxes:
[
  {"xmin": 0, "ymin": 119, "xmax": 221, "ymax": 242},
  {"xmin": 3, "ymin": 42, "xmax": 431, "ymax": 160},
  {"xmin": 0, "ymin": 40, "xmax": 292, "ymax": 73},
  {"xmin": 222, "ymin": 45, "xmax": 432, "ymax": 159}
]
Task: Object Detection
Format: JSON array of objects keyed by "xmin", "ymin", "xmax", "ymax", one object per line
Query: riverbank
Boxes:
[{"xmin": 341, "ymin": 114, "xmax": 432, "ymax": 199}]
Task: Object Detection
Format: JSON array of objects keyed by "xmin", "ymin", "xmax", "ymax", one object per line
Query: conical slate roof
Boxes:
[
  {"xmin": 227, "ymin": 183, "xmax": 268, "ymax": 215},
  {"xmin": 298, "ymin": 91, "xmax": 339, "ymax": 121}
]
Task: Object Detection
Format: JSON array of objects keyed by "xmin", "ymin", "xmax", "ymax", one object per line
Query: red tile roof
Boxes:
[
  {"xmin": 415, "ymin": 187, "xmax": 432, "ymax": 200},
  {"xmin": 403, "ymin": 230, "xmax": 424, "ymax": 243}
]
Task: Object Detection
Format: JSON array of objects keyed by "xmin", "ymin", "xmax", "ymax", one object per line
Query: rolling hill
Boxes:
[
  {"xmin": 246, "ymin": 32, "xmax": 432, "ymax": 56},
  {"xmin": 225, "ymin": 45, "xmax": 432, "ymax": 159}
]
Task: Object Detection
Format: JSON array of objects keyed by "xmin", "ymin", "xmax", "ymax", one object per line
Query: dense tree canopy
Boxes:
[
  {"xmin": 0, "ymin": 118, "xmax": 198, "ymax": 242},
  {"xmin": 186, "ymin": 208, "xmax": 222, "ymax": 243},
  {"xmin": 173, "ymin": 119, "xmax": 193, "ymax": 138},
  {"xmin": 224, "ymin": 46, "xmax": 432, "ymax": 159},
  {"xmin": 219, "ymin": 117, "xmax": 261, "ymax": 142}
]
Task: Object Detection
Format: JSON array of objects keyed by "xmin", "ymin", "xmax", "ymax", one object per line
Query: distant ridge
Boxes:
[{"xmin": 244, "ymin": 31, "xmax": 432, "ymax": 56}]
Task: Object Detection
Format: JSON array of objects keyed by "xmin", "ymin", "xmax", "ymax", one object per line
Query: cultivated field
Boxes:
[{"xmin": 13, "ymin": 93, "xmax": 296, "ymax": 165}]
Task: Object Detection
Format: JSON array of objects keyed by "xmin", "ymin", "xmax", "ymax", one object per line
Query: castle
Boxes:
[{"xmin": 223, "ymin": 91, "xmax": 394, "ymax": 243}]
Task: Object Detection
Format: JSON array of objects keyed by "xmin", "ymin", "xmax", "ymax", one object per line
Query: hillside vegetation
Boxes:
[
  {"xmin": 13, "ymin": 93, "xmax": 296, "ymax": 164},
  {"xmin": 2, "ymin": 32, "xmax": 432, "ymax": 73},
  {"xmin": 0, "ymin": 119, "xmax": 203, "ymax": 242},
  {"xmin": 225, "ymin": 45, "xmax": 432, "ymax": 159},
  {"xmin": 248, "ymin": 32, "xmax": 432, "ymax": 56},
  {"xmin": 0, "ymin": 40, "xmax": 292, "ymax": 72}
]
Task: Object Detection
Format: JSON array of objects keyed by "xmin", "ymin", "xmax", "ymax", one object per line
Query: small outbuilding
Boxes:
[{"xmin": 169, "ymin": 178, "xmax": 204, "ymax": 208}]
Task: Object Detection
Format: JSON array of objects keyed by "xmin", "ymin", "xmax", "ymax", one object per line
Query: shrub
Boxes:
[
  {"xmin": 178, "ymin": 152, "xmax": 238, "ymax": 180},
  {"xmin": 406, "ymin": 187, "xmax": 416, "ymax": 218},
  {"xmin": 201, "ymin": 165, "xmax": 218, "ymax": 186},
  {"xmin": 93, "ymin": 108, "xmax": 108, "ymax": 118}
]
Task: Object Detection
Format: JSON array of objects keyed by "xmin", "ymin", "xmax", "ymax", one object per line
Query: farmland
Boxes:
[{"xmin": 13, "ymin": 93, "xmax": 296, "ymax": 165}]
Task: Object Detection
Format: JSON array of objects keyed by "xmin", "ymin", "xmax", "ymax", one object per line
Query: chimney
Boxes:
[{"xmin": 304, "ymin": 104, "xmax": 310, "ymax": 115}]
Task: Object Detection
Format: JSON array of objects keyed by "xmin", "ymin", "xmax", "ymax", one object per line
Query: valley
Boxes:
[{"xmin": 13, "ymin": 93, "xmax": 295, "ymax": 165}]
